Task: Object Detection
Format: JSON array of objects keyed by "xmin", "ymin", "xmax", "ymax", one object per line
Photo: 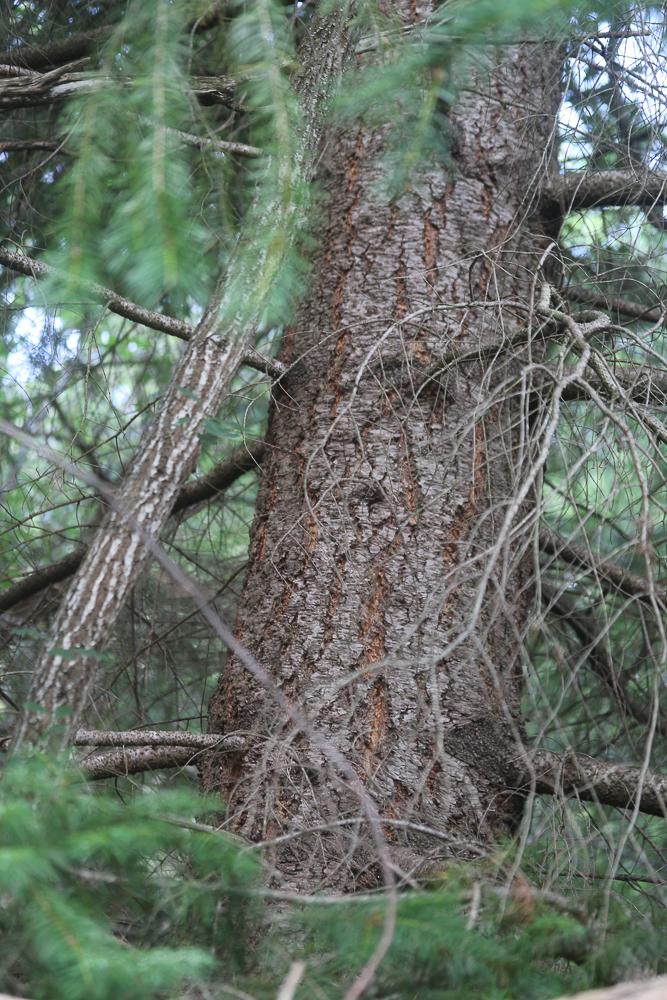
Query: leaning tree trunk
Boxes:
[{"xmin": 203, "ymin": 37, "xmax": 563, "ymax": 890}]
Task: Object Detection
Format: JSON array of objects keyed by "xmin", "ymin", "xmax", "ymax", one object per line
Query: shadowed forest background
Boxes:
[{"xmin": 1, "ymin": 1, "xmax": 667, "ymax": 998}]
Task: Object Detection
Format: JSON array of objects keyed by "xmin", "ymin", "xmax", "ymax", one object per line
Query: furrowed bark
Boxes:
[
  {"xmin": 11, "ymin": 6, "xmax": 351, "ymax": 749},
  {"xmin": 203, "ymin": 23, "xmax": 563, "ymax": 889}
]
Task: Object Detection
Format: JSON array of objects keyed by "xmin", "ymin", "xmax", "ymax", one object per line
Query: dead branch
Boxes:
[
  {"xmin": 0, "ymin": 3, "xmax": 226, "ymax": 72},
  {"xmin": 542, "ymin": 584, "xmax": 659, "ymax": 728},
  {"xmin": 0, "ymin": 29, "xmax": 110, "ymax": 70},
  {"xmin": 0, "ymin": 441, "xmax": 266, "ymax": 614},
  {"xmin": 545, "ymin": 169, "xmax": 667, "ymax": 210},
  {"xmin": 74, "ymin": 728, "xmax": 245, "ymax": 749},
  {"xmin": 0, "ymin": 69, "xmax": 238, "ymax": 110},
  {"xmin": 566, "ymin": 286, "xmax": 666, "ymax": 325},
  {"xmin": 82, "ymin": 745, "xmax": 203, "ymax": 780},
  {"xmin": 540, "ymin": 529, "xmax": 666, "ymax": 605},
  {"xmin": 525, "ymin": 749, "xmax": 667, "ymax": 817}
]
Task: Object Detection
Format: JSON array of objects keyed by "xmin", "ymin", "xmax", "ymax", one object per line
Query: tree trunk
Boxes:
[{"xmin": 203, "ymin": 36, "xmax": 563, "ymax": 890}]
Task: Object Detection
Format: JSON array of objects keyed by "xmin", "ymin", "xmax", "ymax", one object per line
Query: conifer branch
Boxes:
[
  {"xmin": 566, "ymin": 286, "xmax": 666, "ymax": 324},
  {"xmin": 545, "ymin": 169, "xmax": 667, "ymax": 210},
  {"xmin": 525, "ymin": 749, "xmax": 667, "ymax": 818},
  {"xmin": 0, "ymin": 3, "xmax": 226, "ymax": 72},
  {"xmin": 0, "ymin": 69, "xmax": 239, "ymax": 110},
  {"xmin": 0, "ymin": 440, "xmax": 266, "ymax": 614},
  {"xmin": 540, "ymin": 529, "xmax": 666, "ymax": 605},
  {"xmin": 0, "ymin": 29, "xmax": 110, "ymax": 70},
  {"xmin": 0, "ymin": 246, "xmax": 285, "ymax": 379}
]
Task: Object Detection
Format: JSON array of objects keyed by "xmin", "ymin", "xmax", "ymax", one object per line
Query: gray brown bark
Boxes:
[
  {"xmin": 12, "ymin": 7, "xmax": 352, "ymax": 748},
  {"xmin": 545, "ymin": 169, "xmax": 667, "ymax": 210},
  {"xmin": 203, "ymin": 37, "xmax": 563, "ymax": 889},
  {"xmin": 527, "ymin": 750, "xmax": 667, "ymax": 817}
]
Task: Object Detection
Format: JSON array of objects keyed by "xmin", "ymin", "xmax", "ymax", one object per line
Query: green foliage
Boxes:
[
  {"xmin": 333, "ymin": 0, "xmax": 619, "ymax": 197},
  {"xmin": 292, "ymin": 870, "xmax": 666, "ymax": 999},
  {"xmin": 218, "ymin": 0, "xmax": 313, "ymax": 331},
  {"xmin": 46, "ymin": 0, "xmax": 210, "ymax": 308},
  {"xmin": 3, "ymin": 759, "xmax": 664, "ymax": 1000},
  {"xmin": 0, "ymin": 754, "xmax": 258, "ymax": 1000}
]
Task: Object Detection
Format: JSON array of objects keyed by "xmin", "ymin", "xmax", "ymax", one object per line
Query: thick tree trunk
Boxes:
[{"xmin": 203, "ymin": 40, "xmax": 562, "ymax": 888}]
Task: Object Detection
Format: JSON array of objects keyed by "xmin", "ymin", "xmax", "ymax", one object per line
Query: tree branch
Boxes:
[
  {"xmin": 0, "ymin": 246, "xmax": 285, "ymax": 380},
  {"xmin": 545, "ymin": 169, "xmax": 667, "ymax": 210},
  {"xmin": 540, "ymin": 529, "xmax": 666, "ymax": 605},
  {"xmin": 0, "ymin": 440, "xmax": 266, "ymax": 614},
  {"xmin": 0, "ymin": 69, "xmax": 239, "ymax": 110},
  {"xmin": 524, "ymin": 749, "xmax": 666, "ymax": 817},
  {"xmin": 565, "ymin": 285, "xmax": 666, "ymax": 325},
  {"xmin": 0, "ymin": 4, "xmax": 226, "ymax": 72},
  {"xmin": 559, "ymin": 366, "xmax": 667, "ymax": 407},
  {"xmin": 542, "ymin": 584, "xmax": 658, "ymax": 728},
  {"xmin": 0, "ymin": 29, "xmax": 110, "ymax": 70},
  {"xmin": 81, "ymin": 745, "xmax": 204, "ymax": 780},
  {"xmin": 74, "ymin": 728, "xmax": 245, "ymax": 749}
]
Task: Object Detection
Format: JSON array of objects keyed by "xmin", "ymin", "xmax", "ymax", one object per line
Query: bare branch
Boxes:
[
  {"xmin": 0, "ymin": 139, "xmax": 59, "ymax": 153},
  {"xmin": 173, "ymin": 439, "xmax": 266, "ymax": 513},
  {"xmin": 0, "ymin": 441, "xmax": 266, "ymax": 614},
  {"xmin": 545, "ymin": 169, "xmax": 667, "ymax": 210},
  {"xmin": 543, "ymin": 584, "xmax": 659, "ymax": 728},
  {"xmin": 0, "ymin": 551, "xmax": 84, "ymax": 613},
  {"xmin": 525, "ymin": 749, "xmax": 667, "ymax": 817},
  {"xmin": 0, "ymin": 246, "xmax": 285, "ymax": 379},
  {"xmin": 0, "ymin": 4, "xmax": 226, "ymax": 72},
  {"xmin": 566, "ymin": 286, "xmax": 666, "ymax": 325},
  {"xmin": 74, "ymin": 728, "xmax": 245, "ymax": 750},
  {"xmin": 540, "ymin": 529, "xmax": 666, "ymax": 605},
  {"xmin": 82, "ymin": 745, "xmax": 203, "ymax": 780},
  {"xmin": 559, "ymin": 367, "xmax": 667, "ymax": 407},
  {"xmin": 0, "ymin": 69, "xmax": 239, "ymax": 110},
  {"xmin": 0, "ymin": 29, "xmax": 110, "ymax": 70}
]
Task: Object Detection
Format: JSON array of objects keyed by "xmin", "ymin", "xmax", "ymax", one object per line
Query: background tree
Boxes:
[{"xmin": 1, "ymin": 0, "xmax": 667, "ymax": 997}]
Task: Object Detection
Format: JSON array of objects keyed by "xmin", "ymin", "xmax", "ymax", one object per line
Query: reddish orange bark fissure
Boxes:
[{"xmin": 203, "ymin": 42, "xmax": 562, "ymax": 890}]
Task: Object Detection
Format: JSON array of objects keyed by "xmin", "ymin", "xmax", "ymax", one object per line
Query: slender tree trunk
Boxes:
[
  {"xmin": 11, "ymin": 9, "xmax": 351, "ymax": 749},
  {"xmin": 203, "ymin": 38, "xmax": 563, "ymax": 889}
]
